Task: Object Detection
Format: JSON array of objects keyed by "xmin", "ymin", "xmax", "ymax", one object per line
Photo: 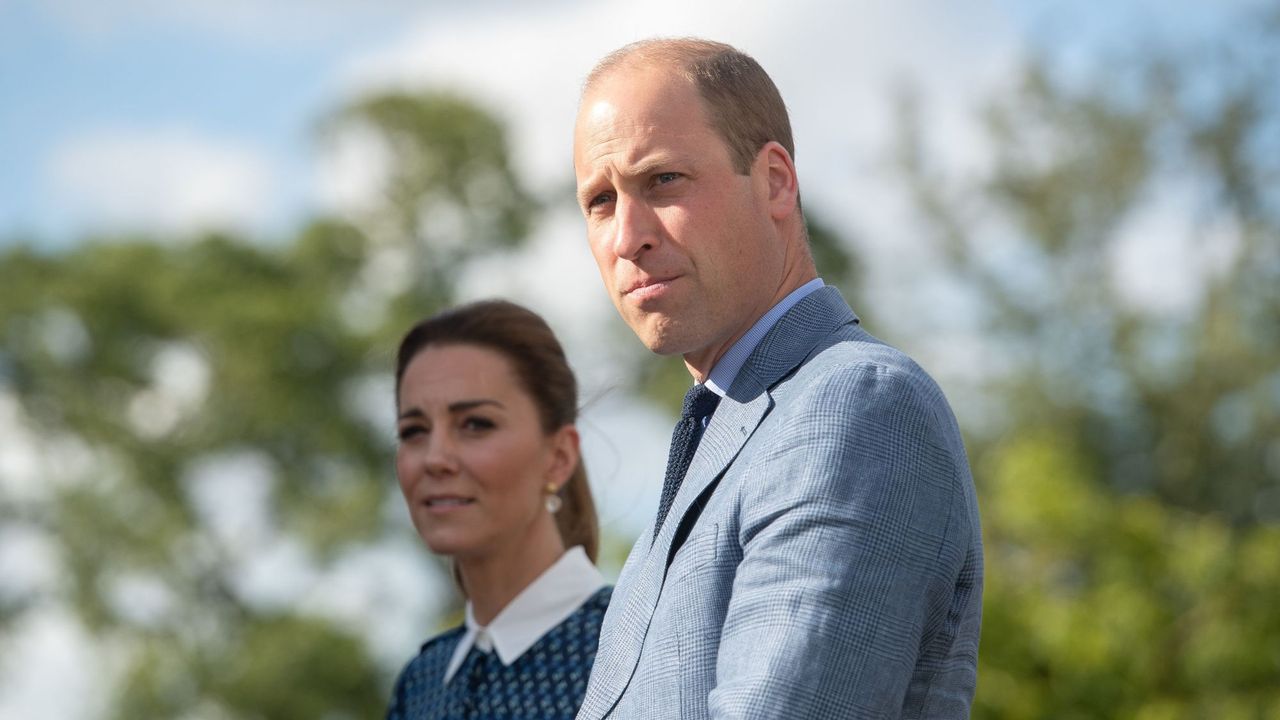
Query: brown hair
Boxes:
[
  {"xmin": 395, "ymin": 299, "xmax": 599, "ymax": 563},
  {"xmin": 584, "ymin": 37, "xmax": 795, "ymax": 175}
]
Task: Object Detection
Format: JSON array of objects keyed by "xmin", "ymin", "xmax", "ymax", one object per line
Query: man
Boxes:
[{"xmin": 573, "ymin": 38, "xmax": 982, "ymax": 719}]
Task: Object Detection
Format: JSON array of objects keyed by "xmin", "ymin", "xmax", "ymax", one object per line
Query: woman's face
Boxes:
[{"xmin": 395, "ymin": 343, "xmax": 576, "ymax": 560}]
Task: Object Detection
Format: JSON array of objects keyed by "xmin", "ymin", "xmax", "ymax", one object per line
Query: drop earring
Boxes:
[{"xmin": 545, "ymin": 482, "xmax": 562, "ymax": 513}]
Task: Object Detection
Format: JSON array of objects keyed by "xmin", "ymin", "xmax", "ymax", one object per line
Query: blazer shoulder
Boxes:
[
  {"xmin": 790, "ymin": 325, "xmax": 948, "ymax": 406},
  {"xmin": 767, "ymin": 325, "xmax": 971, "ymax": 474}
]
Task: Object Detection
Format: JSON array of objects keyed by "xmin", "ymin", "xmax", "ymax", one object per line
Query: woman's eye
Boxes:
[
  {"xmin": 461, "ymin": 417, "xmax": 496, "ymax": 433},
  {"xmin": 397, "ymin": 426, "xmax": 425, "ymax": 441}
]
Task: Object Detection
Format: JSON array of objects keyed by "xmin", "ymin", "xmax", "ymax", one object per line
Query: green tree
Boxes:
[
  {"xmin": 0, "ymin": 92, "xmax": 536, "ymax": 719},
  {"xmin": 891, "ymin": 6, "xmax": 1280, "ymax": 716},
  {"xmin": 896, "ymin": 7, "xmax": 1280, "ymax": 525},
  {"xmin": 977, "ymin": 433, "xmax": 1280, "ymax": 718}
]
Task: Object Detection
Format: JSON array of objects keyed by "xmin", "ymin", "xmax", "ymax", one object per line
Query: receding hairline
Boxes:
[{"xmin": 581, "ymin": 37, "xmax": 737, "ymax": 98}]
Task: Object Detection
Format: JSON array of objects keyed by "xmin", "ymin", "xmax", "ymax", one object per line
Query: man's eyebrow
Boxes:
[
  {"xmin": 630, "ymin": 156, "xmax": 678, "ymax": 177},
  {"xmin": 576, "ymin": 180, "xmax": 605, "ymax": 207}
]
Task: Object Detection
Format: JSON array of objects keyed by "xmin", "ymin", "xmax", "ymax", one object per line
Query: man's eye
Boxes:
[
  {"xmin": 655, "ymin": 172, "xmax": 680, "ymax": 185},
  {"xmin": 588, "ymin": 192, "xmax": 613, "ymax": 209}
]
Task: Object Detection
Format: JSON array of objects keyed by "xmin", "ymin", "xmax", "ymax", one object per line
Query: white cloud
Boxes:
[
  {"xmin": 47, "ymin": 128, "xmax": 275, "ymax": 237},
  {"xmin": 330, "ymin": 0, "xmax": 1016, "ymax": 204}
]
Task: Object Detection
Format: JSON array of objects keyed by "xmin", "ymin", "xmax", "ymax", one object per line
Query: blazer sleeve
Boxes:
[{"xmin": 709, "ymin": 362, "xmax": 978, "ymax": 718}]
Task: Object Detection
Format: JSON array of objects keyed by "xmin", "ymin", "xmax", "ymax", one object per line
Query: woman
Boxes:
[{"xmin": 386, "ymin": 300, "xmax": 610, "ymax": 720}]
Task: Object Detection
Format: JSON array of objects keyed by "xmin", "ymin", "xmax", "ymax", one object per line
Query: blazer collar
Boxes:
[
  {"xmin": 658, "ymin": 286, "xmax": 857, "ymax": 553},
  {"xmin": 727, "ymin": 286, "xmax": 858, "ymax": 402},
  {"xmin": 581, "ymin": 287, "xmax": 858, "ymax": 718}
]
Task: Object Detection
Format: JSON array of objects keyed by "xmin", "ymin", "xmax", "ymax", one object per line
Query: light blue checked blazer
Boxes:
[{"xmin": 578, "ymin": 287, "xmax": 983, "ymax": 719}]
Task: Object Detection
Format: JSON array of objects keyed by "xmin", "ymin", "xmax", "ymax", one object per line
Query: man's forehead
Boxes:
[
  {"xmin": 579, "ymin": 63, "xmax": 698, "ymax": 115},
  {"xmin": 576, "ymin": 77, "xmax": 708, "ymax": 148},
  {"xmin": 574, "ymin": 114, "xmax": 716, "ymax": 182},
  {"xmin": 577, "ymin": 95, "xmax": 622, "ymax": 135}
]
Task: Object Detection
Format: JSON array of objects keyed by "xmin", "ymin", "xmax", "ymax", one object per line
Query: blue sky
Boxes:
[
  {"xmin": 0, "ymin": 0, "xmax": 1261, "ymax": 244},
  {"xmin": 1, "ymin": 1, "xmax": 417, "ymax": 242}
]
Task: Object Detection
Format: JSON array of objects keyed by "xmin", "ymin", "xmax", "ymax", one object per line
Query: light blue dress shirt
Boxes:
[{"xmin": 703, "ymin": 277, "xmax": 825, "ymax": 399}]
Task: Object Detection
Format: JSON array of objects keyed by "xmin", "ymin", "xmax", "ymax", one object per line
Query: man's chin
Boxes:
[
  {"xmin": 628, "ymin": 319, "xmax": 678, "ymax": 355},
  {"xmin": 638, "ymin": 329, "xmax": 696, "ymax": 358}
]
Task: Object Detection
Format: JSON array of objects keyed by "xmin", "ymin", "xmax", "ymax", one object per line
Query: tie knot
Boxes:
[{"xmin": 681, "ymin": 383, "xmax": 721, "ymax": 421}]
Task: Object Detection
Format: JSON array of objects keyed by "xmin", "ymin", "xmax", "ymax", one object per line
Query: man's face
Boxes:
[{"xmin": 573, "ymin": 65, "xmax": 786, "ymax": 367}]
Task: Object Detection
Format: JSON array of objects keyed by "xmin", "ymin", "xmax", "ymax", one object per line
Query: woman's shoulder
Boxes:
[
  {"xmin": 387, "ymin": 625, "xmax": 465, "ymax": 718},
  {"xmin": 582, "ymin": 585, "xmax": 612, "ymax": 614},
  {"xmin": 545, "ymin": 585, "xmax": 612, "ymax": 643},
  {"xmin": 397, "ymin": 624, "xmax": 466, "ymax": 684}
]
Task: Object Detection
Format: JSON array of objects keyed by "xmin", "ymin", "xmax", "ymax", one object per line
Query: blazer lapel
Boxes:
[
  {"xmin": 580, "ymin": 287, "xmax": 858, "ymax": 718},
  {"xmin": 655, "ymin": 288, "xmax": 857, "ymax": 562}
]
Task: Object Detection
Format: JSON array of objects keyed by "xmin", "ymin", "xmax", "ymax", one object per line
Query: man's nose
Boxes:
[{"xmin": 611, "ymin": 195, "xmax": 658, "ymax": 261}]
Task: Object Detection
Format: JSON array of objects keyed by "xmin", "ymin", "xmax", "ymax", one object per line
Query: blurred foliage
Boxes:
[
  {"xmin": 324, "ymin": 91, "xmax": 538, "ymax": 314},
  {"xmin": 0, "ymin": 92, "xmax": 534, "ymax": 718},
  {"xmin": 2, "ymin": 8, "xmax": 1279, "ymax": 718},
  {"xmin": 977, "ymin": 434, "xmax": 1280, "ymax": 718},
  {"xmin": 888, "ymin": 7, "xmax": 1280, "ymax": 717},
  {"xmin": 896, "ymin": 8, "xmax": 1280, "ymax": 527}
]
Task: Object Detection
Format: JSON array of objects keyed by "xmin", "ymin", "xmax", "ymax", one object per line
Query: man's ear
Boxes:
[{"xmin": 755, "ymin": 140, "xmax": 799, "ymax": 221}]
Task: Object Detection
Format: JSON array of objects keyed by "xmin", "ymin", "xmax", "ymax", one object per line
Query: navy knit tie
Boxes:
[{"xmin": 653, "ymin": 383, "xmax": 721, "ymax": 542}]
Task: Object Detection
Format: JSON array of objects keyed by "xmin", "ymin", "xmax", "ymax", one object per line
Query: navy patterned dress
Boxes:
[{"xmin": 387, "ymin": 586, "xmax": 612, "ymax": 719}]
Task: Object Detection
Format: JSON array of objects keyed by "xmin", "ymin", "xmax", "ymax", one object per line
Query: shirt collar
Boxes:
[
  {"xmin": 443, "ymin": 546, "xmax": 605, "ymax": 683},
  {"xmin": 705, "ymin": 278, "xmax": 825, "ymax": 397}
]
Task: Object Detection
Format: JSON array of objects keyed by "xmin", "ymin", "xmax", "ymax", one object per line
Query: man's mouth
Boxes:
[{"xmin": 624, "ymin": 275, "xmax": 678, "ymax": 300}]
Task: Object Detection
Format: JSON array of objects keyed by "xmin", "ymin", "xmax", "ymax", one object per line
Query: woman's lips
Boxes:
[{"xmin": 423, "ymin": 496, "xmax": 475, "ymax": 514}]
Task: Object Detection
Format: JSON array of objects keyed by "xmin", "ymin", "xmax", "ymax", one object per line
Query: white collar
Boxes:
[{"xmin": 443, "ymin": 546, "xmax": 605, "ymax": 684}]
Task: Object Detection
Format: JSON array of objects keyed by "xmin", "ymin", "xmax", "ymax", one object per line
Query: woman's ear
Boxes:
[{"xmin": 546, "ymin": 424, "xmax": 581, "ymax": 487}]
